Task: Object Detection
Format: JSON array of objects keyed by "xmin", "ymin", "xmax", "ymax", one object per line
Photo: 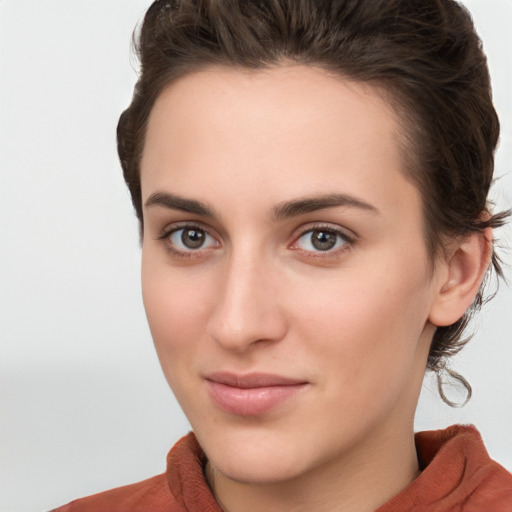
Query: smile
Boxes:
[{"xmin": 205, "ymin": 372, "xmax": 309, "ymax": 416}]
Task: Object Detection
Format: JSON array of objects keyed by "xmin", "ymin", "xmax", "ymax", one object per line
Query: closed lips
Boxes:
[
  {"xmin": 205, "ymin": 372, "xmax": 309, "ymax": 416},
  {"xmin": 205, "ymin": 372, "xmax": 308, "ymax": 388}
]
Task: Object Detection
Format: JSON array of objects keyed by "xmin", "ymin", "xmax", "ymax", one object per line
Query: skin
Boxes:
[{"xmin": 139, "ymin": 65, "xmax": 489, "ymax": 512}]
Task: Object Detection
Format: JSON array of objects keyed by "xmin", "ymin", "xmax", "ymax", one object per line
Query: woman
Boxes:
[{"xmin": 54, "ymin": 0, "xmax": 512, "ymax": 510}]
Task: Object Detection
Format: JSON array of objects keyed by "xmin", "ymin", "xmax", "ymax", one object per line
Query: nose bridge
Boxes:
[{"xmin": 207, "ymin": 245, "xmax": 286, "ymax": 351}]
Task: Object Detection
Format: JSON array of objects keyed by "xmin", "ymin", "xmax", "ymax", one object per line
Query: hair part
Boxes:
[{"xmin": 117, "ymin": 0, "xmax": 510, "ymax": 404}]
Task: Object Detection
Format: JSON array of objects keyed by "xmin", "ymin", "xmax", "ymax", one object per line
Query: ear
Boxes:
[{"xmin": 428, "ymin": 228, "xmax": 492, "ymax": 327}]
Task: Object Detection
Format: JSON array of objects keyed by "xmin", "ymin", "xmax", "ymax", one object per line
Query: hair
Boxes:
[{"xmin": 117, "ymin": 0, "xmax": 509, "ymax": 404}]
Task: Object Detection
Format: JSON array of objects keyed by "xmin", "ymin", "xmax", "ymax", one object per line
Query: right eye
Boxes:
[{"xmin": 162, "ymin": 225, "xmax": 219, "ymax": 255}]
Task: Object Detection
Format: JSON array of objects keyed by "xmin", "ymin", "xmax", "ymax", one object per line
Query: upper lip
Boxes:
[{"xmin": 205, "ymin": 372, "xmax": 308, "ymax": 389}]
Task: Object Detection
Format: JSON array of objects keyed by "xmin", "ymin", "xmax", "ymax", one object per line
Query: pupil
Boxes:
[
  {"xmin": 182, "ymin": 228, "xmax": 205, "ymax": 249},
  {"xmin": 311, "ymin": 230, "xmax": 336, "ymax": 251}
]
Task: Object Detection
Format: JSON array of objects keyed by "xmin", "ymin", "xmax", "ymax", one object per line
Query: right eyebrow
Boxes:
[{"xmin": 144, "ymin": 192, "xmax": 216, "ymax": 218}]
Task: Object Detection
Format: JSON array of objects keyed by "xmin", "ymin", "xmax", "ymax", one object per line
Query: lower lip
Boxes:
[{"xmin": 206, "ymin": 381, "xmax": 308, "ymax": 416}]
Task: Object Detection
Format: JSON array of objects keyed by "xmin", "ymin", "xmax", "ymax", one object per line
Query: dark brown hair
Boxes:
[{"xmin": 117, "ymin": 0, "xmax": 509, "ymax": 402}]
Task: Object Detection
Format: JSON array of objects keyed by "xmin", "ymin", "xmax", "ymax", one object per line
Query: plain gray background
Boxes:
[{"xmin": 1, "ymin": 1, "xmax": 511, "ymax": 511}]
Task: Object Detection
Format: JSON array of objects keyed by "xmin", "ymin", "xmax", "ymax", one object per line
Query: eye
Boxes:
[
  {"xmin": 165, "ymin": 225, "xmax": 219, "ymax": 253},
  {"xmin": 294, "ymin": 227, "xmax": 350, "ymax": 252}
]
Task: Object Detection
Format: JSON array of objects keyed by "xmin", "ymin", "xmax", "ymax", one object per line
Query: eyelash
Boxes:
[{"xmin": 157, "ymin": 222, "xmax": 355, "ymax": 259}]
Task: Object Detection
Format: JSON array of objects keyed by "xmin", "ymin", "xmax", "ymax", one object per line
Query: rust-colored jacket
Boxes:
[{"xmin": 53, "ymin": 425, "xmax": 512, "ymax": 511}]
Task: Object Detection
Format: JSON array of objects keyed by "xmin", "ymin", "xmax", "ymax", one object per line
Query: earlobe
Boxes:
[{"xmin": 428, "ymin": 228, "xmax": 492, "ymax": 327}]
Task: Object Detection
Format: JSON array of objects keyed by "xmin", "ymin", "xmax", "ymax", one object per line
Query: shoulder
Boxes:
[
  {"xmin": 418, "ymin": 425, "xmax": 512, "ymax": 510},
  {"xmin": 50, "ymin": 433, "xmax": 207, "ymax": 512},
  {"xmin": 50, "ymin": 473, "xmax": 179, "ymax": 512},
  {"xmin": 378, "ymin": 425, "xmax": 512, "ymax": 511}
]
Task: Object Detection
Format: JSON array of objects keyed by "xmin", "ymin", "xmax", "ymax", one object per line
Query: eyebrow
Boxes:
[
  {"xmin": 272, "ymin": 193, "xmax": 378, "ymax": 220},
  {"xmin": 144, "ymin": 192, "xmax": 216, "ymax": 218},
  {"xmin": 144, "ymin": 191, "xmax": 378, "ymax": 221}
]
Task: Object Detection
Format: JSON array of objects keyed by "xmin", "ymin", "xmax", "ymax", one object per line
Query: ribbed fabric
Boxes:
[
  {"xmin": 53, "ymin": 425, "xmax": 512, "ymax": 511},
  {"xmin": 377, "ymin": 425, "xmax": 512, "ymax": 511}
]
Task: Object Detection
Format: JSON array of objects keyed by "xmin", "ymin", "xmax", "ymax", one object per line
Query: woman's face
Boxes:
[{"xmin": 140, "ymin": 65, "xmax": 443, "ymax": 483}]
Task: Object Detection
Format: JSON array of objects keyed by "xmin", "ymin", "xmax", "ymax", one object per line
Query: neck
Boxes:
[{"xmin": 206, "ymin": 424, "xmax": 420, "ymax": 512}]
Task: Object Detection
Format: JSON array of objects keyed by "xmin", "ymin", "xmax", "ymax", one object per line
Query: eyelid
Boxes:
[
  {"xmin": 291, "ymin": 222, "xmax": 356, "ymax": 242},
  {"xmin": 157, "ymin": 220, "xmax": 218, "ymax": 240}
]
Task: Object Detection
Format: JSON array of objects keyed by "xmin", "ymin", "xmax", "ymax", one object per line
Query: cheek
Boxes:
[
  {"xmin": 291, "ymin": 257, "xmax": 432, "ymax": 397},
  {"xmin": 141, "ymin": 257, "xmax": 215, "ymax": 370}
]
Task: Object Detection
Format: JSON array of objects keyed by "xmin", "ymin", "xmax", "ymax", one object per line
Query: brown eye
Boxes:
[
  {"xmin": 181, "ymin": 228, "xmax": 206, "ymax": 249},
  {"xmin": 310, "ymin": 230, "xmax": 337, "ymax": 251},
  {"xmin": 166, "ymin": 226, "xmax": 218, "ymax": 252}
]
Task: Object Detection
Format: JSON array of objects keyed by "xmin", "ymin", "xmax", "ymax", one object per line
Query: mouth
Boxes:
[{"xmin": 204, "ymin": 372, "xmax": 309, "ymax": 416}]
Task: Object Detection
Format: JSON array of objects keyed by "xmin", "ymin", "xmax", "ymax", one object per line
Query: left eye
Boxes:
[
  {"xmin": 168, "ymin": 227, "xmax": 218, "ymax": 251},
  {"xmin": 295, "ymin": 228, "xmax": 348, "ymax": 252}
]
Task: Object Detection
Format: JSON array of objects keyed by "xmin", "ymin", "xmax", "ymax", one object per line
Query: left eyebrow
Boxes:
[{"xmin": 272, "ymin": 193, "xmax": 379, "ymax": 221}]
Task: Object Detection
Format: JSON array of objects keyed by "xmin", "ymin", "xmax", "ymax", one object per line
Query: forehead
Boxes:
[
  {"xmin": 144, "ymin": 65, "xmax": 402, "ymax": 153},
  {"xmin": 140, "ymin": 64, "xmax": 418, "ymax": 220}
]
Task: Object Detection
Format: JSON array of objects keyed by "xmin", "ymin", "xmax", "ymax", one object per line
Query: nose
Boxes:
[{"xmin": 206, "ymin": 251, "xmax": 288, "ymax": 353}]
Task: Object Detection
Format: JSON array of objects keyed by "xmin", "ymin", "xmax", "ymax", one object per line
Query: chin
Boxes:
[
  {"xmin": 215, "ymin": 451, "xmax": 305, "ymax": 485},
  {"xmin": 195, "ymin": 423, "xmax": 322, "ymax": 485}
]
